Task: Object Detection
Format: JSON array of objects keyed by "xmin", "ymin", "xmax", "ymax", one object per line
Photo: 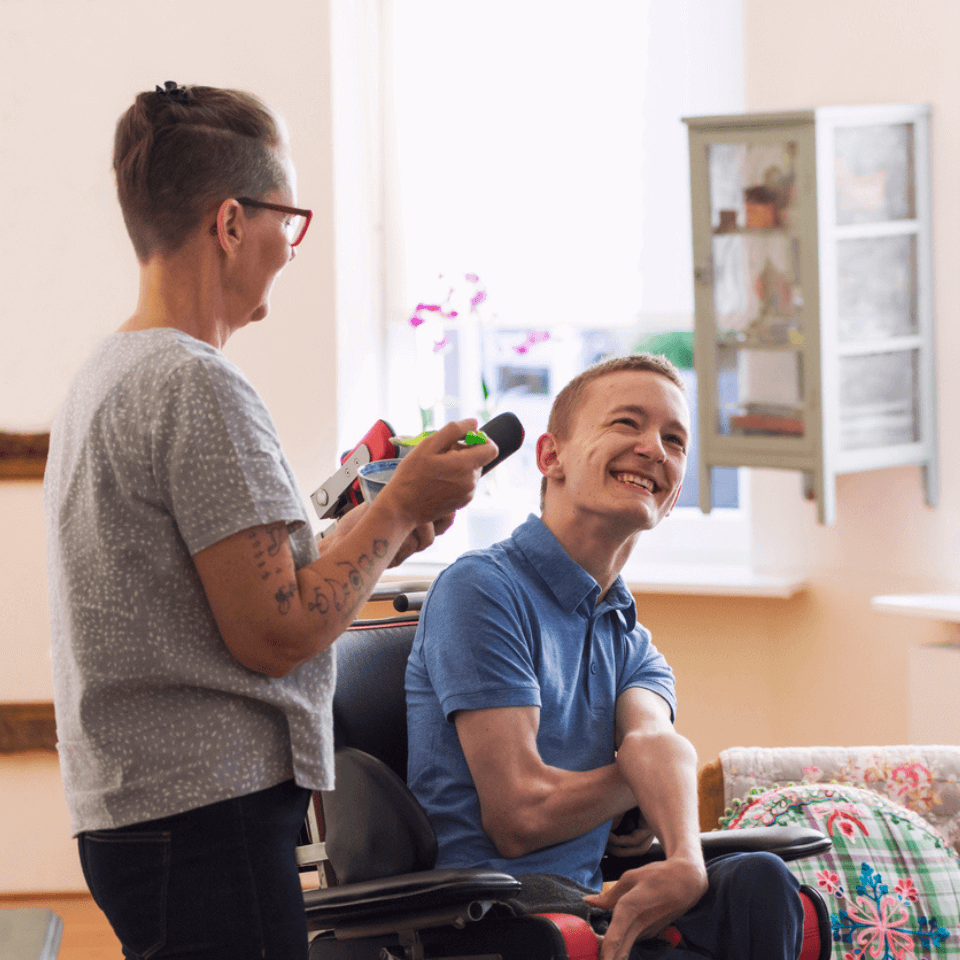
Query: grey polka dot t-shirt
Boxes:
[{"xmin": 44, "ymin": 329, "xmax": 334, "ymax": 835}]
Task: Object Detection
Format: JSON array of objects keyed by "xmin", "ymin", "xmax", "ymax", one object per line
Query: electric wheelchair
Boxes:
[{"xmin": 298, "ymin": 591, "xmax": 832, "ymax": 960}]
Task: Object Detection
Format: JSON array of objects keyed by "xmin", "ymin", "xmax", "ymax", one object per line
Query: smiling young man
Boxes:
[{"xmin": 406, "ymin": 355, "xmax": 808, "ymax": 960}]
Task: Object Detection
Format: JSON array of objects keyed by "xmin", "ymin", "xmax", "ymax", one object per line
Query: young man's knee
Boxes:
[{"xmin": 713, "ymin": 851, "xmax": 800, "ymax": 903}]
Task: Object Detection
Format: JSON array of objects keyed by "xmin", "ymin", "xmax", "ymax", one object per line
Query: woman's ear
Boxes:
[
  {"xmin": 536, "ymin": 432, "xmax": 564, "ymax": 482},
  {"xmin": 213, "ymin": 198, "xmax": 244, "ymax": 253}
]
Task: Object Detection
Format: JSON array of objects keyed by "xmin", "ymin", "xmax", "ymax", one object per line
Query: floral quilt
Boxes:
[{"xmin": 721, "ymin": 782, "xmax": 960, "ymax": 959}]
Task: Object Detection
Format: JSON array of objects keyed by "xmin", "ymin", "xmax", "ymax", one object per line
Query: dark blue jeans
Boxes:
[
  {"xmin": 633, "ymin": 851, "xmax": 803, "ymax": 959},
  {"xmin": 78, "ymin": 779, "xmax": 311, "ymax": 960}
]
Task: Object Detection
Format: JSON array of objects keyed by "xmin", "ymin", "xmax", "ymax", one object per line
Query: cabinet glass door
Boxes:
[
  {"xmin": 832, "ymin": 120, "xmax": 922, "ymax": 454},
  {"xmin": 707, "ymin": 140, "xmax": 807, "ymax": 440}
]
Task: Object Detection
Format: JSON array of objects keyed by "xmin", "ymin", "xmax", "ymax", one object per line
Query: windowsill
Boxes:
[
  {"xmin": 871, "ymin": 594, "xmax": 960, "ymax": 623},
  {"xmin": 380, "ymin": 562, "xmax": 806, "ymax": 599},
  {"xmin": 624, "ymin": 563, "xmax": 805, "ymax": 597}
]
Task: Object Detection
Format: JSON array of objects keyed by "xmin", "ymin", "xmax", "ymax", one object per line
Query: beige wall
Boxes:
[
  {"xmin": 0, "ymin": 0, "xmax": 338, "ymax": 890},
  {"xmin": 663, "ymin": 0, "xmax": 960, "ymax": 773},
  {"xmin": 2, "ymin": 0, "xmax": 959, "ymax": 892}
]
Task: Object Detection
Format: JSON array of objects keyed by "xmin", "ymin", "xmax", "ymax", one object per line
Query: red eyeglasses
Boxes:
[{"xmin": 237, "ymin": 197, "xmax": 313, "ymax": 247}]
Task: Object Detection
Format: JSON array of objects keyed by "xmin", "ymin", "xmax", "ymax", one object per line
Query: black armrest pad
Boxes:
[
  {"xmin": 602, "ymin": 826, "xmax": 830, "ymax": 880},
  {"xmin": 303, "ymin": 868, "xmax": 521, "ymax": 928}
]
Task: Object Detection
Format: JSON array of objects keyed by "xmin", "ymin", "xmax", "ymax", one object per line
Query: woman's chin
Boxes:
[{"xmin": 248, "ymin": 303, "xmax": 270, "ymax": 324}]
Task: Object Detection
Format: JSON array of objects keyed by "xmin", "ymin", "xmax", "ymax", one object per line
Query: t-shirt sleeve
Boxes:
[
  {"xmin": 619, "ymin": 625, "xmax": 678, "ymax": 721},
  {"xmin": 150, "ymin": 355, "xmax": 308, "ymax": 556},
  {"xmin": 416, "ymin": 556, "xmax": 542, "ymax": 720}
]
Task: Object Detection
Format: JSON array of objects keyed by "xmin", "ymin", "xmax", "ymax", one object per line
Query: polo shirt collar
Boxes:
[{"xmin": 512, "ymin": 514, "xmax": 637, "ymax": 627}]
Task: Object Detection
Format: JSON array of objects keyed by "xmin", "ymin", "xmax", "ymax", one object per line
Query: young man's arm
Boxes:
[
  {"xmin": 453, "ymin": 704, "xmax": 639, "ymax": 859},
  {"xmin": 583, "ymin": 687, "xmax": 709, "ymax": 960}
]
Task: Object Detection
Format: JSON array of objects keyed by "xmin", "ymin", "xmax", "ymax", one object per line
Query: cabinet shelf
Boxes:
[
  {"xmin": 837, "ymin": 336, "xmax": 922, "ymax": 357},
  {"xmin": 717, "ymin": 338, "xmax": 804, "ymax": 352},
  {"xmin": 835, "ymin": 220, "xmax": 920, "ymax": 240},
  {"xmin": 713, "ymin": 226, "xmax": 793, "ymax": 238}
]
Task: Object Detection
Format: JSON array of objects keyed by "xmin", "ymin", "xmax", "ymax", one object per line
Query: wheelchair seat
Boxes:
[{"xmin": 302, "ymin": 608, "xmax": 831, "ymax": 960}]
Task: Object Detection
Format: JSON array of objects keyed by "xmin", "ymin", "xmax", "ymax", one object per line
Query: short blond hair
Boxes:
[{"xmin": 539, "ymin": 353, "xmax": 686, "ymax": 509}]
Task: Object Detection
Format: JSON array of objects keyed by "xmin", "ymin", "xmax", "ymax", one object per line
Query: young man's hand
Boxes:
[
  {"xmin": 583, "ymin": 856, "xmax": 707, "ymax": 960},
  {"xmin": 605, "ymin": 809, "xmax": 655, "ymax": 858}
]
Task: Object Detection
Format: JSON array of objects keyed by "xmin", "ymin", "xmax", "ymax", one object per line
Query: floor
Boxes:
[
  {"xmin": 0, "ymin": 894, "xmax": 120, "ymax": 960},
  {"xmin": 2, "ymin": 872, "xmax": 324, "ymax": 959}
]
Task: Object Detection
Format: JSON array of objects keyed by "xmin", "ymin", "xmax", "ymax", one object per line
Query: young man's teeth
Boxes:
[{"xmin": 615, "ymin": 472, "xmax": 653, "ymax": 491}]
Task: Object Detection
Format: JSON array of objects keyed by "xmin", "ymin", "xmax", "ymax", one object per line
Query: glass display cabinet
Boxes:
[{"xmin": 683, "ymin": 105, "xmax": 937, "ymax": 524}]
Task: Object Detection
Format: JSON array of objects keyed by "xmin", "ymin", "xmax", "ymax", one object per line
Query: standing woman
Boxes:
[{"xmin": 44, "ymin": 82, "xmax": 495, "ymax": 960}]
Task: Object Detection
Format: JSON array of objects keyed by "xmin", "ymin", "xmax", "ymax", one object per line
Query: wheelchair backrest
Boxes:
[
  {"xmin": 332, "ymin": 615, "xmax": 420, "ymax": 782},
  {"xmin": 322, "ymin": 613, "xmax": 440, "ymax": 883}
]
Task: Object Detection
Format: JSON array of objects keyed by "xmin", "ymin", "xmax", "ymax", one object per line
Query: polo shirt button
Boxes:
[{"xmin": 590, "ymin": 662, "xmax": 598, "ymax": 674}]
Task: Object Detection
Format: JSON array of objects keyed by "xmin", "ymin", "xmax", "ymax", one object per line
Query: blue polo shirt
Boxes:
[{"xmin": 405, "ymin": 514, "xmax": 677, "ymax": 891}]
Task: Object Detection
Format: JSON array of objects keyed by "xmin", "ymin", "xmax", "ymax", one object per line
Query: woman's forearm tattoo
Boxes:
[
  {"xmin": 301, "ymin": 539, "xmax": 391, "ymax": 621},
  {"xmin": 275, "ymin": 583, "xmax": 296, "ymax": 615},
  {"xmin": 248, "ymin": 526, "xmax": 390, "ymax": 619}
]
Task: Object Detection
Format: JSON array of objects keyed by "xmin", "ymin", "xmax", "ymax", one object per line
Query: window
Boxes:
[{"xmin": 332, "ymin": 0, "xmax": 749, "ymax": 572}]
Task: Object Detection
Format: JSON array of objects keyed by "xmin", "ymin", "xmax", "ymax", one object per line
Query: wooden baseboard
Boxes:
[
  {"xmin": 0, "ymin": 892, "xmax": 89, "ymax": 904},
  {"xmin": 0, "ymin": 703, "xmax": 57, "ymax": 754},
  {"xmin": 0, "ymin": 432, "xmax": 48, "ymax": 480}
]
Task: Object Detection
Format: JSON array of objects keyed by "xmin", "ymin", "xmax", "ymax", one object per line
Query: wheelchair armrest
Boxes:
[
  {"xmin": 303, "ymin": 867, "xmax": 521, "ymax": 931},
  {"xmin": 601, "ymin": 825, "xmax": 831, "ymax": 880}
]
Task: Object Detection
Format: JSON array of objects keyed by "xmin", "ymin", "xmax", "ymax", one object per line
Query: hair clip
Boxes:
[{"xmin": 155, "ymin": 81, "xmax": 190, "ymax": 103}]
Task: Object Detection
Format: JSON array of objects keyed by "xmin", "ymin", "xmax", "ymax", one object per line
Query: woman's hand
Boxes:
[
  {"xmin": 378, "ymin": 420, "xmax": 497, "ymax": 528},
  {"xmin": 388, "ymin": 514, "xmax": 456, "ymax": 567}
]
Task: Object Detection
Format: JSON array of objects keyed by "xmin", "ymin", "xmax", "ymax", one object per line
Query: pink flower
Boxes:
[
  {"xmin": 470, "ymin": 290, "xmax": 487, "ymax": 309},
  {"xmin": 433, "ymin": 337, "xmax": 451, "ymax": 354},
  {"xmin": 410, "ymin": 302, "xmax": 444, "ymax": 328},
  {"xmin": 464, "ymin": 273, "xmax": 480, "ymax": 283},
  {"xmin": 846, "ymin": 894, "xmax": 914, "ymax": 959},
  {"xmin": 816, "ymin": 869, "xmax": 842, "ymax": 894},
  {"xmin": 822, "ymin": 803, "xmax": 869, "ymax": 840},
  {"xmin": 802, "ymin": 765, "xmax": 823, "ymax": 782},
  {"xmin": 894, "ymin": 877, "xmax": 919, "ymax": 903},
  {"xmin": 888, "ymin": 762, "xmax": 936, "ymax": 810}
]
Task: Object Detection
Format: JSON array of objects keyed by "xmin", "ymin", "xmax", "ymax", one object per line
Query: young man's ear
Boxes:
[{"xmin": 536, "ymin": 432, "xmax": 564, "ymax": 482}]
